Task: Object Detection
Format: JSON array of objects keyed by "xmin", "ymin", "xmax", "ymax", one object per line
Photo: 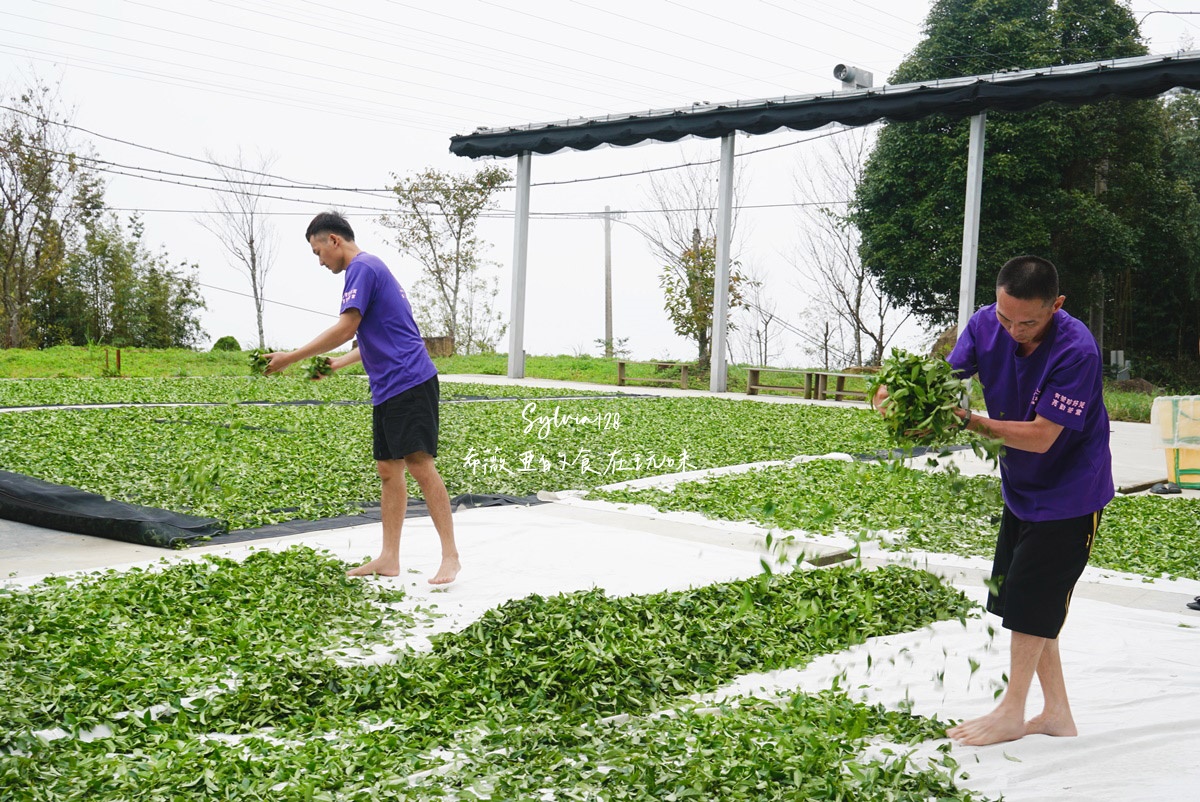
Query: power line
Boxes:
[
  {"xmin": 13, "ymin": 1, "xmax": 596, "ymax": 121},
  {"xmin": 0, "ymin": 101, "xmax": 387, "ymax": 193},
  {"xmin": 6, "ymin": 94, "xmax": 872, "ymax": 204},
  {"xmin": 278, "ymin": 0, "xmax": 668, "ymax": 106},
  {"xmin": 571, "ymin": 0, "xmax": 835, "ymax": 79},
  {"xmin": 0, "ymin": 42, "xmax": 457, "ymax": 135},
  {"xmin": 0, "ymin": 19, "xmax": 494, "ymax": 130},
  {"xmin": 207, "ymin": 0, "xmax": 666, "ymax": 110},
  {"xmin": 92, "ymin": 200, "xmax": 852, "ymax": 219},
  {"xmin": 528, "ymin": 123, "xmax": 870, "ymax": 188},
  {"xmin": 380, "ymin": 0, "xmax": 755, "ymax": 100},
  {"xmin": 196, "ymin": 281, "xmax": 337, "ymax": 319},
  {"xmin": 472, "ymin": 0, "xmax": 791, "ymax": 92}
]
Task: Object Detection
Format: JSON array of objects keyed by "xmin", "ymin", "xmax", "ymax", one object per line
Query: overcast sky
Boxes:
[{"xmin": 2, "ymin": 0, "xmax": 1198, "ymax": 364}]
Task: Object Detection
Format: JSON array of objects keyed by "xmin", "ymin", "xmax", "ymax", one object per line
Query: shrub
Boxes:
[{"xmin": 211, "ymin": 335, "xmax": 242, "ymax": 352}]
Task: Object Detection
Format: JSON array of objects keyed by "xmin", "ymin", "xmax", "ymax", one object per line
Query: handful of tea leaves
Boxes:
[
  {"xmin": 871, "ymin": 348, "xmax": 969, "ymax": 447},
  {"xmin": 304, "ymin": 356, "xmax": 334, "ymax": 380},
  {"xmin": 247, "ymin": 349, "xmax": 272, "ymax": 376}
]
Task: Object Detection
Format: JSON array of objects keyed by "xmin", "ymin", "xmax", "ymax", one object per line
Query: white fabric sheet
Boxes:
[{"xmin": 12, "ymin": 502, "xmax": 1199, "ymax": 801}]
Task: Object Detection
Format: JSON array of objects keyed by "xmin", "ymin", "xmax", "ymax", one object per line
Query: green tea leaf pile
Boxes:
[
  {"xmin": 0, "ymin": 396, "xmax": 889, "ymax": 529},
  {"xmin": 303, "ymin": 355, "xmax": 334, "ymax": 380},
  {"xmin": 0, "ymin": 555, "xmax": 988, "ymax": 800},
  {"xmin": 871, "ymin": 348, "xmax": 969, "ymax": 447},
  {"xmin": 0, "ymin": 377, "xmax": 613, "ymax": 407},
  {"xmin": 246, "ymin": 348, "xmax": 272, "ymax": 376},
  {"xmin": 593, "ymin": 461, "xmax": 1200, "ymax": 581}
]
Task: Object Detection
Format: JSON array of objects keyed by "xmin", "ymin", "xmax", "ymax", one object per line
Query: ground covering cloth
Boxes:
[
  {"xmin": 312, "ymin": 505, "xmax": 1200, "ymax": 801},
  {"xmin": 11, "ymin": 502, "xmax": 1198, "ymax": 800},
  {"xmin": 0, "ymin": 470, "xmax": 223, "ymax": 548},
  {"xmin": 711, "ymin": 589, "xmax": 1200, "ymax": 802}
]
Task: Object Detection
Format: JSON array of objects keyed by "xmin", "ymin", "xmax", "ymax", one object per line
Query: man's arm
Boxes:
[
  {"xmin": 956, "ymin": 409, "xmax": 1063, "ymax": 454},
  {"xmin": 265, "ymin": 310, "xmax": 361, "ymax": 374},
  {"xmin": 329, "ymin": 348, "xmax": 362, "ymax": 371}
]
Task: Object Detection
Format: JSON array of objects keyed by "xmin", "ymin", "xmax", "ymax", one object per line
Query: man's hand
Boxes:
[
  {"xmin": 871, "ymin": 384, "xmax": 889, "ymax": 416},
  {"xmin": 263, "ymin": 351, "xmax": 295, "ymax": 376}
]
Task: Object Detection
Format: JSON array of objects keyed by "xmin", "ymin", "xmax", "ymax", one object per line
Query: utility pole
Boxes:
[
  {"xmin": 604, "ymin": 206, "xmax": 614, "ymax": 358},
  {"xmin": 588, "ymin": 206, "xmax": 624, "ymax": 357}
]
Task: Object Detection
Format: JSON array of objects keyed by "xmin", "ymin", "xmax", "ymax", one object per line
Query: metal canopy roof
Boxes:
[{"xmin": 450, "ymin": 51, "xmax": 1200, "ymax": 159}]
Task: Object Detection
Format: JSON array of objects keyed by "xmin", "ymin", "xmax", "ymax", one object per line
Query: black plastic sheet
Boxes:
[{"xmin": 0, "ymin": 470, "xmax": 225, "ymax": 548}]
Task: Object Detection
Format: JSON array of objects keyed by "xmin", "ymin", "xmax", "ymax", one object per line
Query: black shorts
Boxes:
[
  {"xmin": 986, "ymin": 505, "xmax": 1101, "ymax": 639},
  {"xmin": 372, "ymin": 376, "xmax": 440, "ymax": 461}
]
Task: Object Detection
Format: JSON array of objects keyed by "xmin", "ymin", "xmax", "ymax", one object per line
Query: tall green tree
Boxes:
[
  {"xmin": 379, "ymin": 166, "xmax": 511, "ymax": 355},
  {"xmin": 852, "ymin": 0, "xmax": 1200, "ymax": 359},
  {"xmin": 32, "ymin": 212, "xmax": 206, "ymax": 348},
  {"xmin": 0, "ymin": 83, "xmax": 93, "ymax": 347},
  {"xmin": 1150, "ymin": 88, "xmax": 1200, "ymax": 359},
  {"xmin": 659, "ymin": 233, "xmax": 745, "ymax": 369}
]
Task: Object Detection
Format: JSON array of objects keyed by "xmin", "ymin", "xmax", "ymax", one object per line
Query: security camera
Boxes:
[{"xmin": 833, "ymin": 64, "xmax": 873, "ymax": 90}]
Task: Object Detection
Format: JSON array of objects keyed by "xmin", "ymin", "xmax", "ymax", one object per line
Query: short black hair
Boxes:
[
  {"xmin": 996, "ymin": 255, "xmax": 1059, "ymax": 303},
  {"xmin": 305, "ymin": 211, "xmax": 355, "ymax": 242}
]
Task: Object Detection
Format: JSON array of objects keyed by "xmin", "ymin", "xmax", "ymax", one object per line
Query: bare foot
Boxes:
[
  {"xmin": 947, "ymin": 708, "xmax": 1027, "ymax": 746},
  {"xmin": 428, "ymin": 556, "xmax": 461, "ymax": 585},
  {"xmin": 347, "ymin": 557, "xmax": 400, "ymax": 577},
  {"xmin": 1025, "ymin": 709, "xmax": 1077, "ymax": 738}
]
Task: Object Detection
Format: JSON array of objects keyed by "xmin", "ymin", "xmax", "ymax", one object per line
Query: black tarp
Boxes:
[
  {"xmin": 0, "ymin": 468, "xmax": 543, "ymax": 549},
  {"xmin": 0, "ymin": 470, "xmax": 225, "ymax": 548},
  {"xmin": 450, "ymin": 56, "xmax": 1200, "ymax": 159}
]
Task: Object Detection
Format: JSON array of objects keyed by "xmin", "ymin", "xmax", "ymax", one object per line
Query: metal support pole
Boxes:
[
  {"xmin": 507, "ymin": 152, "xmax": 531, "ymax": 379},
  {"xmin": 957, "ymin": 113, "xmax": 987, "ymax": 344},
  {"xmin": 710, "ymin": 133, "xmax": 735, "ymax": 392},
  {"xmin": 603, "ymin": 205, "xmax": 613, "ymax": 358}
]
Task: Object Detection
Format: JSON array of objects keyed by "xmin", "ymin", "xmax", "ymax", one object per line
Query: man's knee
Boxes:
[
  {"xmin": 376, "ymin": 459, "xmax": 404, "ymax": 482},
  {"xmin": 403, "ymin": 452, "xmax": 440, "ymax": 483}
]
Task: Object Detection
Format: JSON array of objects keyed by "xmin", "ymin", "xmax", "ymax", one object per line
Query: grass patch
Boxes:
[
  {"xmin": 0, "ymin": 345, "xmax": 336, "ymax": 379},
  {"xmin": 0, "ymin": 376, "xmax": 615, "ymax": 408},
  {"xmin": 1103, "ymin": 386, "xmax": 1155, "ymax": 423},
  {"xmin": 1, "ymin": 347, "xmax": 1158, "ymax": 420}
]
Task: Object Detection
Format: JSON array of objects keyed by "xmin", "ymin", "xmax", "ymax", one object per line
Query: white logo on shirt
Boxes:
[{"xmin": 1051, "ymin": 392, "xmax": 1086, "ymax": 416}]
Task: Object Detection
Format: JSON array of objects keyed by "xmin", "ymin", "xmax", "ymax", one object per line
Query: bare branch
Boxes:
[{"xmin": 198, "ymin": 147, "xmax": 277, "ymax": 349}]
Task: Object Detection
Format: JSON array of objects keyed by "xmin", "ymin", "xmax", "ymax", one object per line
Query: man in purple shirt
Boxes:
[
  {"xmin": 265, "ymin": 212, "xmax": 460, "ymax": 585},
  {"xmin": 875, "ymin": 255, "xmax": 1112, "ymax": 746}
]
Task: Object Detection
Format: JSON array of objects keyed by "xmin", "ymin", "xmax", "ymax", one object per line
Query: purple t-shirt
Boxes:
[
  {"xmin": 339, "ymin": 252, "xmax": 437, "ymax": 405},
  {"xmin": 948, "ymin": 303, "xmax": 1113, "ymax": 521}
]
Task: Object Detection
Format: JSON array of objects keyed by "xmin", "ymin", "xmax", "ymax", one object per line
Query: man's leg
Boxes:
[
  {"xmin": 947, "ymin": 630, "xmax": 1047, "ymax": 746},
  {"xmin": 404, "ymin": 451, "xmax": 460, "ymax": 585},
  {"xmin": 347, "ymin": 459, "xmax": 406, "ymax": 577},
  {"xmin": 1025, "ymin": 636, "xmax": 1077, "ymax": 737}
]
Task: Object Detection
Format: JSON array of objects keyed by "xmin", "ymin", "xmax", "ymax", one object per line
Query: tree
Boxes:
[
  {"xmin": 792, "ymin": 129, "xmax": 911, "ymax": 367},
  {"xmin": 1158, "ymin": 90, "xmax": 1200, "ymax": 358},
  {"xmin": 852, "ymin": 0, "xmax": 1200, "ymax": 361},
  {"xmin": 658, "ymin": 231, "xmax": 745, "ymax": 368},
  {"xmin": 134, "ymin": 257, "xmax": 206, "ymax": 349},
  {"xmin": 379, "ymin": 166, "xmax": 511, "ymax": 355},
  {"xmin": 734, "ymin": 266, "xmax": 783, "ymax": 367},
  {"xmin": 31, "ymin": 211, "xmax": 205, "ymax": 348},
  {"xmin": 635, "ymin": 160, "xmax": 746, "ymax": 367},
  {"xmin": 0, "ymin": 83, "xmax": 93, "ymax": 347},
  {"xmin": 200, "ymin": 149, "xmax": 277, "ymax": 350}
]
